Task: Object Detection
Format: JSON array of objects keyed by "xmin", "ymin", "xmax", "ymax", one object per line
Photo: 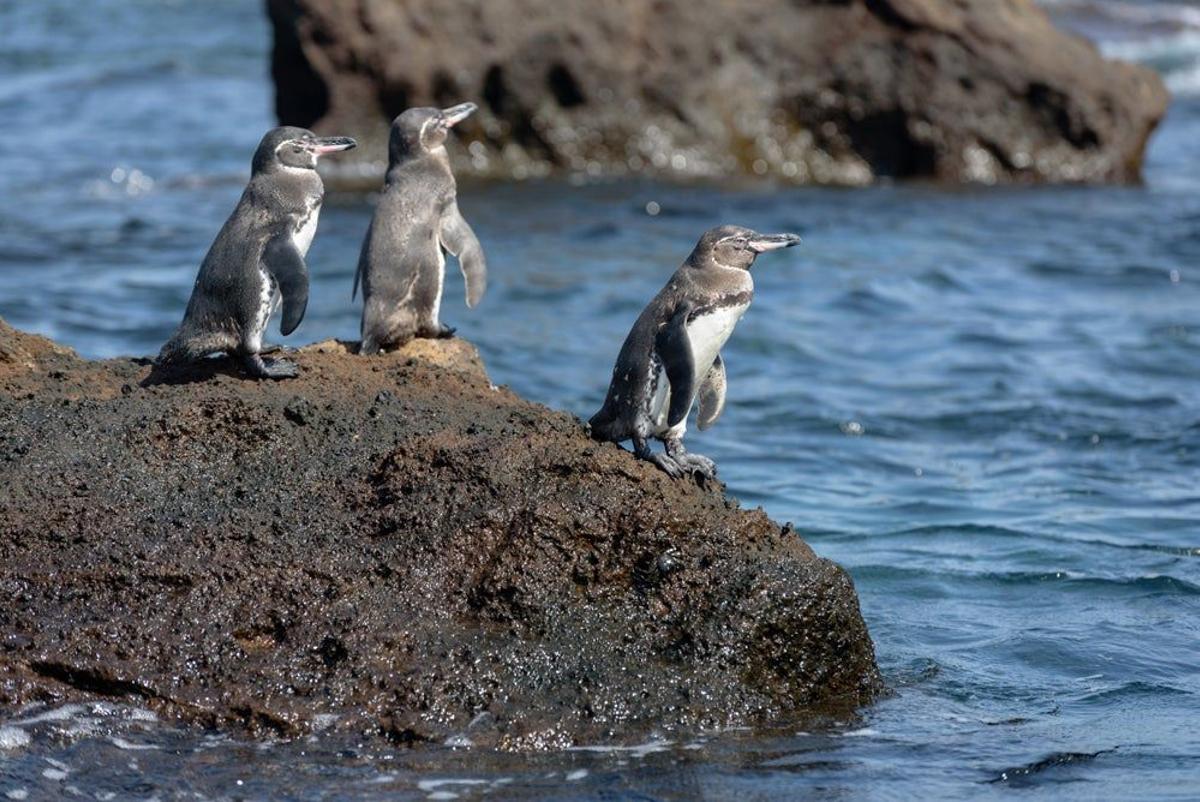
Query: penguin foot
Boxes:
[
  {"xmin": 676, "ymin": 452, "xmax": 718, "ymax": 480},
  {"xmin": 243, "ymin": 353, "xmax": 299, "ymax": 380},
  {"xmin": 663, "ymin": 438, "xmax": 717, "ymax": 480},
  {"xmin": 647, "ymin": 452, "xmax": 685, "ymax": 478},
  {"xmin": 416, "ymin": 324, "xmax": 456, "ymax": 339},
  {"xmin": 633, "ymin": 435, "xmax": 684, "ymax": 478}
]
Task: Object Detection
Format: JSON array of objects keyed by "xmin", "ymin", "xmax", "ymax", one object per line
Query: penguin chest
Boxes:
[
  {"xmin": 292, "ymin": 197, "xmax": 322, "ymax": 256},
  {"xmin": 648, "ymin": 302, "xmax": 748, "ymax": 433},
  {"xmin": 685, "ymin": 302, "xmax": 747, "ymax": 377}
]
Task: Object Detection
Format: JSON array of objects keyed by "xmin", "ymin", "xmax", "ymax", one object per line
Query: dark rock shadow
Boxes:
[{"xmin": 140, "ymin": 355, "xmax": 249, "ymax": 387}]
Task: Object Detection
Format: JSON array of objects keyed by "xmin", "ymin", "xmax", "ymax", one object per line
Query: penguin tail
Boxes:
[
  {"xmin": 155, "ymin": 335, "xmax": 188, "ymax": 365},
  {"xmin": 587, "ymin": 407, "xmax": 620, "ymax": 443},
  {"xmin": 156, "ymin": 327, "xmax": 232, "ymax": 365}
]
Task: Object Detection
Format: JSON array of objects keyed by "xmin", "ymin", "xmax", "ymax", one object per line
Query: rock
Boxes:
[
  {"xmin": 0, "ymin": 320, "xmax": 879, "ymax": 746},
  {"xmin": 0, "ymin": 318, "xmax": 76, "ymax": 378},
  {"xmin": 266, "ymin": 0, "xmax": 1167, "ymax": 186}
]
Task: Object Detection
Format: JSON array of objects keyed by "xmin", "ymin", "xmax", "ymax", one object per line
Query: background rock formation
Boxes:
[
  {"xmin": 267, "ymin": 0, "xmax": 1168, "ymax": 185},
  {"xmin": 0, "ymin": 320, "xmax": 879, "ymax": 747}
]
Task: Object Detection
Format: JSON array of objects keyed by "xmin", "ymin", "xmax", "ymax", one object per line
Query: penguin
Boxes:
[
  {"xmin": 157, "ymin": 126, "xmax": 356, "ymax": 379},
  {"xmin": 588, "ymin": 225, "xmax": 801, "ymax": 479},
  {"xmin": 354, "ymin": 102, "xmax": 486, "ymax": 355}
]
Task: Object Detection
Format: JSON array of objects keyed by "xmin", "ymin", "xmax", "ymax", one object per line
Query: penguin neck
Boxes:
[
  {"xmin": 685, "ymin": 259, "xmax": 754, "ymax": 298},
  {"xmin": 250, "ymin": 165, "xmax": 323, "ymax": 213},
  {"xmin": 386, "ymin": 145, "xmax": 453, "ymax": 185},
  {"xmin": 688, "ymin": 251, "xmax": 752, "ymax": 276}
]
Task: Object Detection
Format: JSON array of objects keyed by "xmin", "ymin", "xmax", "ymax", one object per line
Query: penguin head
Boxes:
[
  {"xmin": 693, "ymin": 225, "xmax": 802, "ymax": 270},
  {"xmin": 252, "ymin": 126, "xmax": 357, "ymax": 174},
  {"xmin": 389, "ymin": 102, "xmax": 477, "ymax": 161}
]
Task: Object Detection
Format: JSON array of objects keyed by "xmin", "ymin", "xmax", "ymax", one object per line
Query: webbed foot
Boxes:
[
  {"xmin": 633, "ymin": 435, "xmax": 684, "ymax": 478},
  {"xmin": 647, "ymin": 452, "xmax": 685, "ymax": 478},
  {"xmin": 676, "ymin": 452, "xmax": 717, "ymax": 480},
  {"xmin": 664, "ymin": 438, "xmax": 718, "ymax": 480},
  {"xmin": 243, "ymin": 353, "xmax": 299, "ymax": 380}
]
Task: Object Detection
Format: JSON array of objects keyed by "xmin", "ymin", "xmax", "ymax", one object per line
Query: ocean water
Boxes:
[{"xmin": 2, "ymin": 0, "xmax": 1200, "ymax": 799}]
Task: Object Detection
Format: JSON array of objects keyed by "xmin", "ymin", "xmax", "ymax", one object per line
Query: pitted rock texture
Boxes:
[
  {"xmin": 267, "ymin": 0, "xmax": 1167, "ymax": 186},
  {"xmin": 0, "ymin": 320, "xmax": 879, "ymax": 747}
]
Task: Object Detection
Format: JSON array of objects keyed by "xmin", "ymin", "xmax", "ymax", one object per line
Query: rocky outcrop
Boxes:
[
  {"xmin": 267, "ymin": 0, "xmax": 1167, "ymax": 185},
  {"xmin": 0, "ymin": 320, "xmax": 879, "ymax": 748}
]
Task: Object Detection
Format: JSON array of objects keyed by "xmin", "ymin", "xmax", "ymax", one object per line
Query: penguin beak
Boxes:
[
  {"xmin": 747, "ymin": 233, "xmax": 801, "ymax": 253},
  {"xmin": 307, "ymin": 137, "xmax": 358, "ymax": 156},
  {"xmin": 441, "ymin": 103, "xmax": 478, "ymax": 128}
]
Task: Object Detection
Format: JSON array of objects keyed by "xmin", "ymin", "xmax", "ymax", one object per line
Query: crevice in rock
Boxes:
[
  {"xmin": 547, "ymin": 63, "xmax": 585, "ymax": 108},
  {"xmin": 480, "ymin": 63, "xmax": 556, "ymax": 160},
  {"xmin": 266, "ymin": 0, "xmax": 330, "ymax": 128},
  {"xmin": 863, "ymin": 0, "xmax": 921, "ymax": 31},
  {"xmin": 844, "ymin": 109, "xmax": 938, "ymax": 178},
  {"xmin": 432, "ymin": 69, "xmax": 459, "ymax": 108},
  {"xmin": 30, "ymin": 660, "xmax": 155, "ymax": 699},
  {"xmin": 1027, "ymin": 81, "xmax": 1100, "ymax": 149},
  {"xmin": 482, "ymin": 64, "xmax": 508, "ymax": 116},
  {"xmin": 378, "ymin": 81, "xmax": 412, "ymax": 123}
]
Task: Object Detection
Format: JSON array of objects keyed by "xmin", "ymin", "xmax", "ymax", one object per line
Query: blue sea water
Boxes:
[{"xmin": 2, "ymin": 0, "xmax": 1199, "ymax": 799}]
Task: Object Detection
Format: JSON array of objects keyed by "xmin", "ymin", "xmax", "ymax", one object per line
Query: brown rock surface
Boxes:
[
  {"xmin": 0, "ymin": 320, "xmax": 879, "ymax": 747},
  {"xmin": 266, "ymin": 0, "xmax": 1168, "ymax": 185}
]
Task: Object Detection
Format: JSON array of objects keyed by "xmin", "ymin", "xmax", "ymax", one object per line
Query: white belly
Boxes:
[
  {"xmin": 293, "ymin": 201, "xmax": 321, "ymax": 256},
  {"xmin": 686, "ymin": 303, "xmax": 746, "ymax": 376},
  {"xmin": 649, "ymin": 302, "xmax": 747, "ymax": 435},
  {"xmin": 249, "ymin": 268, "xmax": 276, "ymax": 351},
  {"xmin": 430, "ymin": 245, "xmax": 446, "ymax": 325}
]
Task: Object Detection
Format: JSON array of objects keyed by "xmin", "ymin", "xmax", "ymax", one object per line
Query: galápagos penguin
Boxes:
[
  {"xmin": 588, "ymin": 225, "xmax": 801, "ymax": 479},
  {"xmin": 157, "ymin": 126, "xmax": 355, "ymax": 378},
  {"xmin": 354, "ymin": 103, "xmax": 486, "ymax": 355}
]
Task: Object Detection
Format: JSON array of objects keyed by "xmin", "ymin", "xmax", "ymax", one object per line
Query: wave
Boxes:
[
  {"xmin": 1042, "ymin": 1, "xmax": 1200, "ymax": 94},
  {"xmin": 1076, "ymin": 680, "xmax": 1193, "ymax": 704},
  {"xmin": 1043, "ymin": 0, "xmax": 1200, "ymax": 32},
  {"xmin": 824, "ymin": 523, "xmax": 1200, "ymax": 560},
  {"xmin": 1103, "ymin": 31, "xmax": 1200, "ymax": 95},
  {"xmin": 852, "ymin": 564, "xmax": 1200, "ymax": 596}
]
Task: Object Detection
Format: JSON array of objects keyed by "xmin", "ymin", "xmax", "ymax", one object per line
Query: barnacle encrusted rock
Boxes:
[{"xmin": 0, "ymin": 320, "xmax": 879, "ymax": 745}]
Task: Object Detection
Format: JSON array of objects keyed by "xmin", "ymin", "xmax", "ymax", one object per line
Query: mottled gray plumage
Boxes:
[
  {"xmin": 356, "ymin": 103, "xmax": 486, "ymax": 355},
  {"xmin": 589, "ymin": 225, "xmax": 800, "ymax": 478},
  {"xmin": 157, "ymin": 126, "xmax": 355, "ymax": 378}
]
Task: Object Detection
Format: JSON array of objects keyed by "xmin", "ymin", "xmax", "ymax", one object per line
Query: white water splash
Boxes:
[
  {"xmin": 568, "ymin": 738, "xmax": 674, "ymax": 757},
  {"xmin": 0, "ymin": 726, "xmax": 31, "ymax": 750}
]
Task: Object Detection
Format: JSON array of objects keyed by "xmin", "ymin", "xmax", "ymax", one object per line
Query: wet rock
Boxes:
[
  {"xmin": 0, "ymin": 319, "xmax": 879, "ymax": 746},
  {"xmin": 266, "ymin": 0, "xmax": 1167, "ymax": 185}
]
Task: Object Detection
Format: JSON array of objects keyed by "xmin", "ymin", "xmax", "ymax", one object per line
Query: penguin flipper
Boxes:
[
  {"xmin": 439, "ymin": 203, "xmax": 487, "ymax": 309},
  {"xmin": 697, "ymin": 352, "xmax": 727, "ymax": 431},
  {"xmin": 656, "ymin": 302, "xmax": 696, "ymax": 429},
  {"xmin": 263, "ymin": 236, "xmax": 309, "ymax": 336},
  {"xmin": 352, "ymin": 220, "xmax": 372, "ymax": 302}
]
